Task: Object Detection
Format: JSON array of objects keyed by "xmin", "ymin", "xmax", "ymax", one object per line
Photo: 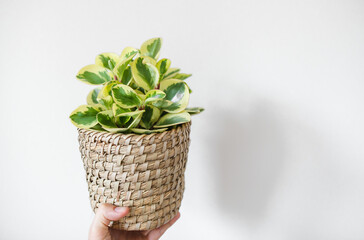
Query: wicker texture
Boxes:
[{"xmin": 77, "ymin": 122, "xmax": 191, "ymax": 231}]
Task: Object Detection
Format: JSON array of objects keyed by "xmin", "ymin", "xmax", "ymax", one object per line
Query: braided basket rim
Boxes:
[{"xmin": 77, "ymin": 121, "xmax": 191, "ymax": 138}]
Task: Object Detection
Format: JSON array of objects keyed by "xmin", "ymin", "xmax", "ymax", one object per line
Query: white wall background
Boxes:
[{"xmin": 1, "ymin": 0, "xmax": 363, "ymax": 239}]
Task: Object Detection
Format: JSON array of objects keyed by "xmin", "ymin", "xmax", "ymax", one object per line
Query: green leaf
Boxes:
[
  {"xmin": 185, "ymin": 107, "xmax": 204, "ymax": 115},
  {"xmin": 69, "ymin": 105, "xmax": 100, "ymax": 129},
  {"xmin": 156, "ymin": 58, "xmax": 171, "ymax": 75},
  {"xmin": 96, "ymin": 110, "xmax": 128, "ymax": 133},
  {"xmin": 154, "ymin": 112, "xmax": 191, "ymax": 128},
  {"xmin": 162, "ymin": 68, "xmax": 180, "ymax": 80},
  {"xmin": 87, "ymin": 87, "xmax": 101, "ymax": 105},
  {"xmin": 144, "ymin": 90, "xmax": 166, "ymax": 104},
  {"xmin": 95, "ymin": 53, "xmax": 120, "ymax": 70},
  {"xmin": 131, "ymin": 57, "xmax": 159, "ymax": 91},
  {"xmin": 159, "ymin": 79, "xmax": 190, "ymax": 113},
  {"xmin": 76, "ymin": 64, "xmax": 114, "ymax": 85},
  {"xmin": 112, "ymin": 84, "xmax": 142, "ymax": 108},
  {"xmin": 140, "ymin": 37, "xmax": 162, "ymax": 59},
  {"xmin": 173, "ymin": 73, "xmax": 192, "ymax": 80},
  {"xmin": 140, "ymin": 105, "xmax": 161, "ymax": 129},
  {"xmin": 120, "ymin": 47, "xmax": 139, "ymax": 61},
  {"xmin": 120, "ymin": 66, "xmax": 133, "ymax": 85},
  {"xmin": 130, "ymin": 128, "xmax": 168, "ymax": 134},
  {"xmin": 113, "ymin": 51, "xmax": 137, "ymax": 80}
]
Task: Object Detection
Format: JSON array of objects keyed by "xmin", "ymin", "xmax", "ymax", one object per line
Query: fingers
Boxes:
[
  {"xmin": 147, "ymin": 212, "xmax": 180, "ymax": 240},
  {"xmin": 89, "ymin": 203, "xmax": 129, "ymax": 238}
]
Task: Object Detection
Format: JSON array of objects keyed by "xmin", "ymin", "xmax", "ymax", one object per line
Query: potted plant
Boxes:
[{"xmin": 70, "ymin": 37, "xmax": 203, "ymax": 231}]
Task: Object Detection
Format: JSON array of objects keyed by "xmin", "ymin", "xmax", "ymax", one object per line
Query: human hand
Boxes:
[{"xmin": 89, "ymin": 203, "xmax": 180, "ymax": 240}]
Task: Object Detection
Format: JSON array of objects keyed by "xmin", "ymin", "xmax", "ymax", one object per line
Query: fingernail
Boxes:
[{"xmin": 114, "ymin": 207, "xmax": 126, "ymax": 213}]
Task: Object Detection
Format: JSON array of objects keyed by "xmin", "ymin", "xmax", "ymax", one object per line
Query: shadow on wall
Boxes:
[{"xmin": 207, "ymin": 101, "xmax": 288, "ymax": 225}]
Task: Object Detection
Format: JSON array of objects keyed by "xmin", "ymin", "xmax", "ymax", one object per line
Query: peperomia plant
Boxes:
[{"xmin": 69, "ymin": 37, "xmax": 204, "ymax": 134}]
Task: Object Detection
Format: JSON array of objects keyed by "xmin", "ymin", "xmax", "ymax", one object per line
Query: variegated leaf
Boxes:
[
  {"xmin": 129, "ymin": 80, "xmax": 145, "ymax": 93},
  {"xmin": 112, "ymin": 103, "xmax": 129, "ymax": 116},
  {"xmin": 100, "ymin": 80, "xmax": 119, "ymax": 97},
  {"xmin": 96, "ymin": 110, "xmax": 117, "ymax": 128},
  {"xmin": 159, "ymin": 79, "xmax": 189, "ymax": 113},
  {"xmin": 173, "ymin": 73, "xmax": 192, "ymax": 80},
  {"xmin": 140, "ymin": 37, "xmax": 162, "ymax": 59},
  {"xmin": 107, "ymin": 60, "xmax": 114, "ymax": 70},
  {"xmin": 144, "ymin": 90, "xmax": 166, "ymax": 104},
  {"xmin": 114, "ymin": 109, "xmax": 143, "ymax": 131},
  {"xmin": 97, "ymin": 95, "xmax": 113, "ymax": 109},
  {"xmin": 151, "ymin": 99, "xmax": 174, "ymax": 109},
  {"xmin": 185, "ymin": 107, "xmax": 204, "ymax": 115},
  {"xmin": 120, "ymin": 66, "xmax": 133, "ymax": 85},
  {"xmin": 96, "ymin": 110, "xmax": 128, "ymax": 133},
  {"xmin": 76, "ymin": 64, "xmax": 114, "ymax": 85},
  {"xmin": 113, "ymin": 51, "xmax": 137, "ymax": 80},
  {"xmin": 69, "ymin": 105, "xmax": 100, "ymax": 129},
  {"xmin": 92, "ymin": 103, "xmax": 107, "ymax": 112},
  {"xmin": 131, "ymin": 57, "xmax": 159, "ymax": 91},
  {"xmin": 156, "ymin": 58, "xmax": 171, "ymax": 75},
  {"xmin": 116, "ymin": 110, "xmax": 145, "ymax": 118},
  {"xmin": 162, "ymin": 68, "xmax": 180, "ymax": 80},
  {"xmin": 141, "ymin": 56, "xmax": 157, "ymax": 66},
  {"xmin": 95, "ymin": 53, "xmax": 120, "ymax": 70},
  {"xmin": 112, "ymin": 84, "xmax": 142, "ymax": 108},
  {"xmin": 130, "ymin": 128, "xmax": 168, "ymax": 134},
  {"xmin": 96, "ymin": 81, "xmax": 118, "ymax": 109},
  {"xmin": 136, "ymin": 90, "xmax": 146, "ymax": 102},
  {"xmin": 90, "ymin": 123, "xmax": 105, "ymax": 131},
  {"xmin": 87, "ymin": 87, "xmax": 101, "ymax": 105},
  {"xmin": 120, "ymin": 47, "xmax": 139, "ymax": 61},
  {"xmin": 125, "ymin": 111, "xmax": 143, "ymax": 129},
  {"xmin": 154, "ymin": 112, "xmax": 191, "ymax": 128},
  {"xmin": 112, "ymin": 103, "xmax": 131, "ymax": 125},
  {"xmin": 140, "ymin": 105, "xmax": 161, "ymax": 129}
]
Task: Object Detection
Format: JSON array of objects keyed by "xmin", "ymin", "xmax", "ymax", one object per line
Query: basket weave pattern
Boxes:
[{"xmin": 77, "ymin": 122, "xmax": 191, "ymax": 231}]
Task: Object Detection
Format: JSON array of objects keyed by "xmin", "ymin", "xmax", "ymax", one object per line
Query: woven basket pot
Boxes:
[{"xmin": 77, "ymin": 122, "xmax": 191, "ymax": 231}]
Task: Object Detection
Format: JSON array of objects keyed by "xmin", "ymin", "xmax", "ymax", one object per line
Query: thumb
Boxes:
[{"xmin": 89, "ymin": 203, "xmax": 129, "ymax": 236}]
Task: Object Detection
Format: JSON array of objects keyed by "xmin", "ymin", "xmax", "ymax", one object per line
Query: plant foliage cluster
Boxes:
[{"xmin": 69, "ymin": 37, "xmax": 203, "ymax": 134}]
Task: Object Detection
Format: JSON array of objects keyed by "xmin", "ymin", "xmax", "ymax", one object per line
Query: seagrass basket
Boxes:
[{"xmin": 77, "ymin": 122, "xmax": 191, "ymax": 231}]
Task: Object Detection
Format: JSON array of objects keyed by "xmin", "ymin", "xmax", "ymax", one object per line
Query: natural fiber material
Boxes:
[{"xmin": 77, "ymin": 122, "xmax": 191, "ymax": 231}]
